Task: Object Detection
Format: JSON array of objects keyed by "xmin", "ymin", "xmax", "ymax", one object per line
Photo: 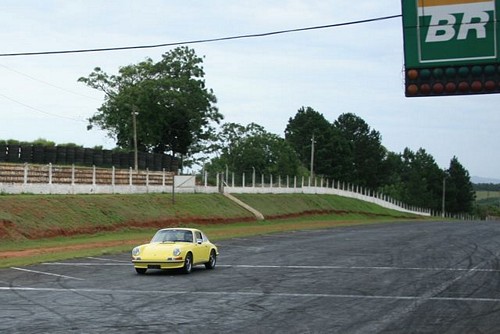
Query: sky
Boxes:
[{"xmin": 0, "ymin": 0, "xmax": 499, "ymax": 181}]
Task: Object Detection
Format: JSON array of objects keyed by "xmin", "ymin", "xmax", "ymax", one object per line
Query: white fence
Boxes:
[
  {"xmin": 0, "ymin": 164, "xmax": 431, "ymax": 217},
  {"xmin": 198, "ymin": 173, "xmax": 431, "ymax": 217}
]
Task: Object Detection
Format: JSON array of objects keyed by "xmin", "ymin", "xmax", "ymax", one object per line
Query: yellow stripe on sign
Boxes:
[{"xmin": 418, "ymin": 0, "xmax": 492, "ymax": 7}]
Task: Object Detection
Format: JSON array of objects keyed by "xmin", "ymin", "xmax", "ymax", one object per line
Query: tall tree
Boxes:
[
  {"xmin": 284, "ymin": 106, "xmax": 337, "ymax": 177},
  {"xmin": 208, "ymin": 122, "xmax": 302, "ymax": 177},
  {"xmin": 445, "ymin": 156, "xmax": 475, "ymax": 214},
  {"xmin": 333, "ymin": 113, "xmax": 386, "ymax": 189},
  {"xmin": 78, "ymin": 46, "xmax": 222, "ymax": 167},
  {"xmin": 398, "ymin": 148, "xmax": 444, "ymax": 211}
]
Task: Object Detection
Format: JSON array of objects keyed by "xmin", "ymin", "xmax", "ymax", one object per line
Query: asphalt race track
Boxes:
[{"xmin": 1, "ymin": 220, "xmax": 500, "ymax": 333}]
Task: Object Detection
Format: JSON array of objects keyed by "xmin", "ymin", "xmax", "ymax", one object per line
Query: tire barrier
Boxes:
[
  {"xmin": 0, "ymin": 144, "xmax": 177, "ymax": 171},
  {"xmin": 0, "ymin": 145, "xmax": 6, "ymax": 161},
  {"xmin": 6, "ymin": 145, "xmax": 20, "ymax": 163}
]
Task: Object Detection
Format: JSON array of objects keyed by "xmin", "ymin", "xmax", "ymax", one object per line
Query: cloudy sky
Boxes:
[{"xmin": 0, "ymin": 0, "xmax": 498, "ymax": 180}]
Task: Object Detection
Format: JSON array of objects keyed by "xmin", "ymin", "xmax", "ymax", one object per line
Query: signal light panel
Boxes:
[{"xmin": 405, "ymin": 64, "xmax": 500, "ymax": 97}]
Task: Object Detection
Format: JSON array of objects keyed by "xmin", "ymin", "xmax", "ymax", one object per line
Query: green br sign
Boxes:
[{"xmin": 402, "ymin": 0, "xmax": 500, "ymax": 96}]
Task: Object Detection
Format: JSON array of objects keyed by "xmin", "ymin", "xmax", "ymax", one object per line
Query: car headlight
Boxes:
[
  {"xmin": 132, "ymin": 247, "xmax": 140, "ymax": 256},
  {"xmin": 173, "ymin": 248, "xmax": 181, "ymax": 256}
]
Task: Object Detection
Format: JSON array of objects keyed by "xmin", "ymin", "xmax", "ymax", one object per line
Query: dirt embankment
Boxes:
[{"xmin": 0, "ymin": 216, "xmax": 257, "ymax": 240}]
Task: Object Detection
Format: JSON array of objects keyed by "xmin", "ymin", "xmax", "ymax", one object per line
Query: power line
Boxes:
[
  {"xmin": 0, "ymin": 64, "xmax": 101, "ymax": 101},
  {"xmin": 0, "ymin": 14, "xmax": 401, "ymax": 57},
  {"xmin": 0, "ymin": 92, "xmax": 86, "ymax": 122}
]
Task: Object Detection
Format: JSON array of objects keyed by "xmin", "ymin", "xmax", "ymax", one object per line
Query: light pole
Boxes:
[
  {"xmin": 442, "ymin": 177, "xmax": 446, "ymax": 218},
  {"xmin": 310, "ymin": 134, "xmax": 315, "ymax": 181},
  {"xmin": 252, "ymin": 167, "xmax": 255, "ymax": 187},
  {"xmin": 131, "ymin": 107, "xmax": 139, "ymax": 172}
]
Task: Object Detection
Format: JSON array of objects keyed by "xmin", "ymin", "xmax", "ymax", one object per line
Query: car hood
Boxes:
[{"xmin": 140, "ymin": 242, "xmax": 185, "ymax": 259}]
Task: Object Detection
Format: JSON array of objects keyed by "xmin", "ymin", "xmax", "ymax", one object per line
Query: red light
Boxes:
[
  {"xmin": 485, "ymin": 80, "xmax": 496, "ymax": 91},
  {"xmin": 407, "ymin": 69, "xmax": 418, "ymax": 80},
  {"xmin": 432, "ymin": 83, "xmax": 444, "ymax": 94},
  {"xmin": 445, "ymin": 82, "xmax": 456, "ymax": 93},
  {"xmin": 420, "ymin": 84, "xmax": 431, "ymax": 94},
  {"xmin": 471, "ymin": 81, "xmax": 482, "ymax": 92},
  {"xmin": 407, "ymin": 84, "xmax": 418, "ymax": 95},
  {"xmin": 458, "ymin": 82, "xmax": 469, "ymax": 92}
]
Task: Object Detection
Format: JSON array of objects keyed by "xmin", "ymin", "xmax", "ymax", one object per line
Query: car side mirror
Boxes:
[{"xmin": 196, "ymin": 239, "xmax": 203, "ymax": 244}]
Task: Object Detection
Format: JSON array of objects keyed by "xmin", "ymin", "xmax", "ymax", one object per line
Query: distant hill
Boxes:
[{"xmin": 471, "ymin": 176, "xmax": 500, "ymax": 184}]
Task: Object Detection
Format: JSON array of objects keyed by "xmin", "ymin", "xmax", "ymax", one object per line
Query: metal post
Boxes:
[
  {"xmin": 252, "ymin": 167, "xmax": 255, "ymax": 187},
  {"xmin": 442, "ymin": 177, "xmax": 446, "ymax": 218},
  {"xmin": 131, "ymin": 108, "xmax": 139, "ymax": 172},
  {"xmin": 310, "ymin": 134, "xmax": 315, "ymax": 180}
]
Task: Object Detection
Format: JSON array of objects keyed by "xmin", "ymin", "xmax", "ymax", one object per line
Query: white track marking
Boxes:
[
  {"xmin": 43, "ymin": 262, "xmax": 129, "ymax": 266},
  {"xmin": 217, "ymin": 264, "xmax": 500, "ymax": 272},
  {"xmin": 0, "ymin": 286, "xmax": 499, "ymax": 303},
  {"xmin": 86, "ymin": 257, "xmax": 130, "ymax": 263},
  {"xmin": 10, "ymin": 267, "xmax": 84, "ymax": 281},
  {"xmin": 40, "ymin": 262, "xmax": 500, "ymax": 273}
]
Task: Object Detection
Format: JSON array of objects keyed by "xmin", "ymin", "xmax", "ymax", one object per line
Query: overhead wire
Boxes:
[
  {"xmin": 0, "ymin": 92, "xmax": 85, "ymax": 122},
  {"xmin": 0, "ymin": 14, "xmax": 402, "ymax": 57},
  {"xmin": 0, "ymin": 64, "xmax": 101, "ymax": 101},
  {"xmin": 0, "ymin": 14, "xmax": 402, "ymax": 122}
]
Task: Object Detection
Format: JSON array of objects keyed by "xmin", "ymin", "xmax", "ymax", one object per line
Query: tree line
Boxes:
[
  {"xmin": 77, "ymin": 46, "xmax": 475, "ymax": 215},
  {"xmin": 205, "ymin": 108, "xmax": 475, "ymax": 215}
]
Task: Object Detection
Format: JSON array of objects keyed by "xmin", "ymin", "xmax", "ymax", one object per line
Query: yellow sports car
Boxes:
[{"xmin": 131, "ymin": 228, "xmax": 218, "ymax": 274}]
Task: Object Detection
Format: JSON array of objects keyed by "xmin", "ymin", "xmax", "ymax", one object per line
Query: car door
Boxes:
[{"xmin": 192, "ymin": 230, "xmax": 210, "ymax": 263}]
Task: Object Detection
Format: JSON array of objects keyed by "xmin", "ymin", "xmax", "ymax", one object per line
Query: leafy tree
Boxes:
[
  {"xmin": 284, "ymin": 106, "xmax": 340, "ymax": 178},
  {"xmin": 333, "ymin": 113, "xmax": 386, "ymax": 189},
  {"xmin": 78, "ymin": 46, "xmax": 222, "ymax": 168},
  {"xmin": 207, "ymin": 122, "xmax": 302, "ymax": 178},
  {"xmin": 445, "ymin": 156, "xmax": 475, "ymax": 213},
  {"xmin": 380, "ymin": 148, "xmax": 445, "ymax": 211},
  {"xmin": 379, "ymin": 151, "xmax": 406, "ymax": 199}
]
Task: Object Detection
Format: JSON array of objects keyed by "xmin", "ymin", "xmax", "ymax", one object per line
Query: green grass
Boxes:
[
  {"xmin": 0, "ymin": 193, "xmax": 253, "ymax": 238},
  {"xmin": 233, "ymin": 193, "xmax": 414, "ymax": 217},
  {"xmin": 475, "ymin": 190, "xmax": 500, "ymax": 201}
]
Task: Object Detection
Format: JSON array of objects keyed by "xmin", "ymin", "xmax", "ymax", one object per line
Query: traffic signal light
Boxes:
[{"xmin": 405, "ymin": 63, "xmax": 500, "ymax": 97}]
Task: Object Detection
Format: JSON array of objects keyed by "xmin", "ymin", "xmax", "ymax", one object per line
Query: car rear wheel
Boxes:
[
  {"xmin": 182, "ymin": 253, "xmax": 193, "ymax": 274},
  {"xmin": 135, "ymin": 268, "xmax": 147, "ymax": 275},
  {"xmin": 205, "ymin": 250, "xmax": 216, "ymax": 269}
]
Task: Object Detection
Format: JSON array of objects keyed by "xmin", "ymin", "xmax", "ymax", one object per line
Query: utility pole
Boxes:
[
  {"xmin": 131, "ymin": 107, "xmax": 139, "ymax": 172},
  {"xmin": 310, "ymin": 134, "xmax": 315, "ymax": 181},
  {"xmin": 442, "ymin": 177, "xmax": 446, "ymax": 218}
]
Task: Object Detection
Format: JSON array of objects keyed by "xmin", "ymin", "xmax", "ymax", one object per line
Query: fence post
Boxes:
[
  {"xmin": 92, "ymin": 166, "xmax": 96, "ymax": 186},
  {"xmin": 129, "ymin": 167, "xmax": 133, "ymax": 186},
  {"xmin": 48, "ymin": 163, "xmax": 53, "ymax": 185},
  {"xmin": 23, "ymin": 162, "xmax": 28, "ymax": 185},
  {"xmin": 71, "ymin": 164, "xmax": 75, "ymax": 186}
]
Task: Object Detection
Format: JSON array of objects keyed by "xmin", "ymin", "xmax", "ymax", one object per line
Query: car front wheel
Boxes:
[
  {"xmin": 182, "ymin": 253, "xmax": 193, "ymax": 274},
  {"xmin": 205, "ymin": 250, "xmax": 216, "ymax": 269}
]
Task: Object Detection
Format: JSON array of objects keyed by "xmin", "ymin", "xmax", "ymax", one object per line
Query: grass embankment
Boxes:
[{"xmin": 0, "ymin": 193, "xmax": 423, "ymax": 267}]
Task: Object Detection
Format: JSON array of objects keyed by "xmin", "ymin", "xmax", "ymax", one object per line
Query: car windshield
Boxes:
[{"xmin": 151, "ymin": 230, "xmax": 193, "ymax": 243}]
